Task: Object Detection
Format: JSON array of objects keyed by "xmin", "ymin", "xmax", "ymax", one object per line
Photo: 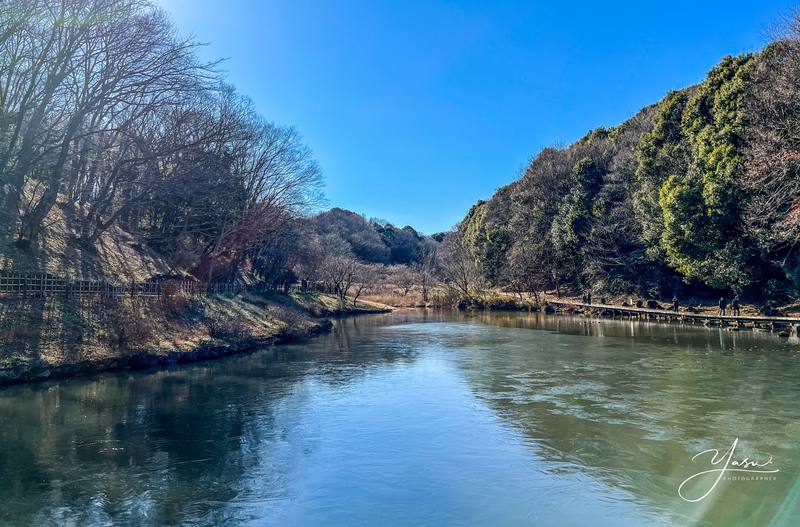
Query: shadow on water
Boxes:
[{"xmin": 0, "ymin": 315, "xmax": 422, "ymax": 525}]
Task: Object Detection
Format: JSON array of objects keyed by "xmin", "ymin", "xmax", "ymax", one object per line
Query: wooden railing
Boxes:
[{"xmin": 547, "ymin": 299, "xmax": 800, "ymax": 326}]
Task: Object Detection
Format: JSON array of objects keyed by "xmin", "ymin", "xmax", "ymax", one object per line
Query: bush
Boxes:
[
  {"xmin": 483, "ymin": 297, "xmax": 522, "ymax": 311},
  {"xmin": 161, "ymin": 289, "xmax": 189, "ymax": 317},
  {"xmin": 103, "ymin": 299, "xmax": 157, "ymax": 348}
]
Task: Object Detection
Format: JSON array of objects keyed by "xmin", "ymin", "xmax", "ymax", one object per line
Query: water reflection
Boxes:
[
  {"xmin": 443, "ymin": 312, "xmax": 800, "ymax": 526},
  {"xmin": 0, "ymin": 311, "xmax": 798, "ymax": 526},
  {"xmin": 0, "ymin": 316, "xmax": 421, "ymax": 525}
]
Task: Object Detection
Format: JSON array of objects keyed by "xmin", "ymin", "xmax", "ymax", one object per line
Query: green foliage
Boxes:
[
  {"xmin": 460, "ymin": 201, "xmax": 512, "ymax": 286},
  {"xmin": 453, "ymin": 44, "xmax": 800, "ymax": 299},
  {"xmin": 630, "ymin": 55, "xmax": 760, "ymax": 292},
  {"xmin": 461, "ymin": 201, "xmax": 488, "ymax": 250},
  {"xmin": 657, "ymin": 55, "xmax": 755, "ymax": 291},
  {"xmin": 633, "ymin": 90, "xmax": 691, "ymax": 259},
  {"xmin": 550, "ymin": 157, "xmax": 603, "ymax": 258},
  {"xmin": 682, "ymin": 55, "xmax": 752, "ymax": 215}
]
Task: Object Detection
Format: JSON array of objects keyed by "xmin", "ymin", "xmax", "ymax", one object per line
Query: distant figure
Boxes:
[
  {"xmin": 672, "ymin": 296, "xmax": 679, "ymax": 313},
  {"xmin": 718, "ymin": 297, "xmax": 727, "ymax": 316},
  {"xmin": 582, "ymin": 292, "xmax": 587, "ymax": 304},
  {"xmin": 586, "ymin": 291, "xmax": 592, "ymax": 305},
  {"xmin": 732, "ymin": 296, "xmax": 741, "ymax": 317}
]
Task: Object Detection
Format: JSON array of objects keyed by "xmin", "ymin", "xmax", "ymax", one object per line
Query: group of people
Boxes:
[
  {"xmin": 584, "ymin": 291, "xmax": 743, "ymax": 317},
  {"xmin": 719, "ymin": 296, "xmax": 741, "ymax": 316}
]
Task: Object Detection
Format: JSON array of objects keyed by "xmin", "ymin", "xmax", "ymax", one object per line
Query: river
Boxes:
[{"xmin": 0, "ymin": 311, "xmax": 798, "ymax": 526}]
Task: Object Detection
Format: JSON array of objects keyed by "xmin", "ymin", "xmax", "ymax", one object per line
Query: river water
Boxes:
[{"xmin": 1, "ymin": 311, "xmax": 799, "ymax": 526}]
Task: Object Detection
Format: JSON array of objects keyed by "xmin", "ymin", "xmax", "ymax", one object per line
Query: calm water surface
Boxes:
[{"xmin": 1, "ymin": 311, "xmax": 800, "ymax": 526}]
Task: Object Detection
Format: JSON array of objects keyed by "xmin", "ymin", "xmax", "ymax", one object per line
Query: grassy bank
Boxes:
[
  {"xmin": 0, "ymin": 194, "xmax": 393, "ymax": 385},
  {"xmin": 277, "ymin": 291, "xmax": 392, "ymax": 317},
  {"xmin": 0, "ymin": 290, "xmax": 390, "ymax": 385}
]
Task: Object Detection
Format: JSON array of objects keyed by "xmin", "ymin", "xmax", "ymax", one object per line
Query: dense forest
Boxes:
[{"xmin": 445, "ymin": 15, "xmax": 800, "ymax": 307}]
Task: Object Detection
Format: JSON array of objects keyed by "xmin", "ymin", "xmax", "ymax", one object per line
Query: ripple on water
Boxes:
[{"xmin": 0, "ymin": 311, "xmax": 799, "ymax": 526}]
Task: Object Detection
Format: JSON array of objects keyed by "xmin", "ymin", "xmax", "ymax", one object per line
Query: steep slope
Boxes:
[{"xmin": 454, "ymin": 40, "xmax": 800, "ymax": 302}]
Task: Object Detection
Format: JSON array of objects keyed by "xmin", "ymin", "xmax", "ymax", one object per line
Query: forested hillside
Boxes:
[
  {"xmin": 0, "ymin": 0, "xmax": 324, "ymax": 282},
  {"xmin": 446, "ymin": 17, "xmax": 800, "ymax": 304}
]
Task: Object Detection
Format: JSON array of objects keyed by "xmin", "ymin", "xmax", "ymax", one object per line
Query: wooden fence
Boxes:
[{"xmin": 0, "ymin": 272, "xmax": 252, "ymax": 298}]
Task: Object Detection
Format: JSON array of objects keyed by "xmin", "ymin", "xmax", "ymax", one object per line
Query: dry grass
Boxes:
[
  {"xmin": 363, "ymin": 285, "xmax": 540, "ymax": 310},
  {"xmin": 362, "ymin": 284, "xmax": 429, "ymax": 308},
  {"xmin": 288, "ymin": 291, "xmax": 390, "ymax": 316},
  {"xmin": 0, "ymin": 290, "xmax": 331, "ymax": 370}
]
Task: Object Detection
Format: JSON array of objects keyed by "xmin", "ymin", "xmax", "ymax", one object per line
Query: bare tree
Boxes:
[
  {"xmin": 388, "ymin": 265, "xmax": 415, "ymax": 299},
  {"xmin": 0, "ymin": 0, "xmax": 217, "ymax": 245},
  {"xmin": 743, "ymin": 13, "xmax": 800, "ymax": 254},
  {"xmin": 414, "ymin": 243, "xmax": 438, "ymax": 305},
  {"xmin": 316, "ymin": 236, "xmax": 359, "ymax": 305},
  {"xmin": 437, "ymin": 230, "xmax": 483, "ymax": 301},
  {"xmin": 351, "ymin": 263, "xmax": 380, "ymax": 304}
]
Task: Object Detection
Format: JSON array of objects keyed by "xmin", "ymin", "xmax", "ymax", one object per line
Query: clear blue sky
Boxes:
[{"xmin": 158, "ymin": 0, "xmax": 796, "ymax": 234}]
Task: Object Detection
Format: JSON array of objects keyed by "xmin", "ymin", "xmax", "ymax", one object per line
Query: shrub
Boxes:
[
  {"xmin": 207, "ymin": 318, "xmax": 249, "ymax": 341},
  {"xmin": 103, "ymin": 300, "xmax": 157, "ymax": 348}
]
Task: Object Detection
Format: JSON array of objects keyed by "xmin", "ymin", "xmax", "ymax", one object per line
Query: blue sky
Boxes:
[{"xmin": 158, "ymin": 0, "xmax": 796, "ymax": 234}]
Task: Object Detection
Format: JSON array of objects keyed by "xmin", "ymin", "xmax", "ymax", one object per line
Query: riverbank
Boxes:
[
  {"xmin": 0, "ymin": 199, "xmax": 392, "ymax": 385},
  {"xmin": 0, "ymin": 291, "xmax": 390, "ymax": 386}
]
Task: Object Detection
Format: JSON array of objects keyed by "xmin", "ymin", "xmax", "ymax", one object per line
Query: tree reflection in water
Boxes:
[{"xmin": 0, "ymin": 311, "xmax": 798, "ymax": 526}]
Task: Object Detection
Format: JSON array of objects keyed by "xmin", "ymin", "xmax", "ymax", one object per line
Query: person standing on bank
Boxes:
[
  {"xmin": 586, "ymin": 291, "xmax": 592, "ymax": 305},
  {"xmin": 718, "ymin": 297, "xmax": 727, "ymax": 316},
  {"xmin": 672, "ymin": 296, "xmax": 679, "ymax": 313},
  {"xmin": 732, "ymin": 296, "xmax": 741, "ymax": 317}
]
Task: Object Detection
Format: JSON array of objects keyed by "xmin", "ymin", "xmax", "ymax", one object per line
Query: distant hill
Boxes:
[{"xmin": 307, "ymin": 208, "xmax": 436, "ymax": 266}]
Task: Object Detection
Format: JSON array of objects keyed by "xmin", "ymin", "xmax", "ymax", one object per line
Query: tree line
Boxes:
[
  {"xmin": 0, "ymin": 0, "xmax": 446, "ymax": 305},
  {"xmin": 441, "ymin": 14, "xmax": 800, "ymax": 307},
  {"xmin": 254, "ymin": 208, "xmax": 441, "ymax": 305},
  {"xmin": 0, "ymin": 0, "xmax": 325, "ymax": 282},
  {"xmin": 11, "ymin": 1, "xmax": 800, "ymax": 310}
]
